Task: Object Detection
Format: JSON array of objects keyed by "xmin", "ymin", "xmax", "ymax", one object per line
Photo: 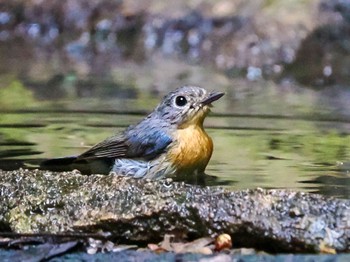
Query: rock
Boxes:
[
  {"xmin": 0, "ymin": 0, "xmax": 321, "ymax": 80},
  {"xmin": 0, "ymin": 169, "xmax": 349, "ymax": 253},
  {"xmin": 2, "ymin": 250, "xmax": 348, "ymax": 262}
]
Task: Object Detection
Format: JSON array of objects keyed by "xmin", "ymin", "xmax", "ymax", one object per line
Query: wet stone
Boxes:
[
  {"xmin": 0, "ymin": 169, "xmax": 349, "ymax": 253},
  {"xmin": 0, "ymin": 0, "xmax": 333, "ymax": 83}
]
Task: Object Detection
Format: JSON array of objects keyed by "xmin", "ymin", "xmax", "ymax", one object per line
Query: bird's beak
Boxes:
[{"xmin": 201, "ymin": 91, "xmax": 225, "ymax": 106}]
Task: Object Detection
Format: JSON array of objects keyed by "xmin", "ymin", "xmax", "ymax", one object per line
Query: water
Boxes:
[{"xmin": 1, "ymin": 77, "xmax": 350, "ymax": 199}]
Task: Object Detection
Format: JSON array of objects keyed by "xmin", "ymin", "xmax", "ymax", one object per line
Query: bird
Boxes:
[{"xmin": 41, "ymin": 86, "xmax": 224, "ymax": 181}]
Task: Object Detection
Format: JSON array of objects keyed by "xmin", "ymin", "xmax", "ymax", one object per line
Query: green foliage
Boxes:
[{"xmin": 0, "ymin": 80, "xmax": 36, "ymax": 109}]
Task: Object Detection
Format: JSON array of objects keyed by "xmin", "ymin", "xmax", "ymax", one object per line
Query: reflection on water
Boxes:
[
  {"xmin": 1, "ymin": 81, "xmax": 350, "ymax": 199},
  {"xmin": 1, "ymin": 1, "xmax": 350, "ymax": 201}
]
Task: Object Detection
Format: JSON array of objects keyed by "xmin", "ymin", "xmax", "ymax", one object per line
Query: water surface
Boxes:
[{"xmin": 1, "ymin": 78, "xmax": 350, "ymax": 199}]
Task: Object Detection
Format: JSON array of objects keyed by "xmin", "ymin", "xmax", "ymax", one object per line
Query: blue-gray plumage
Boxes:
[{"xmin": 41, "ymin": 86, "xmax": 224, "ymax": 180}]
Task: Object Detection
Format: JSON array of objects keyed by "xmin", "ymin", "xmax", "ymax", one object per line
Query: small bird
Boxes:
[{"xmin": 41, "ymin": 86, "xmax": 224, "ymax": 180}]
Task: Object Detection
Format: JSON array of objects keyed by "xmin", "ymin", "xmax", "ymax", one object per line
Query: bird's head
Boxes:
[{"xmin": 155, "ymin": 86, "xmax": 224, "ymax": 128}]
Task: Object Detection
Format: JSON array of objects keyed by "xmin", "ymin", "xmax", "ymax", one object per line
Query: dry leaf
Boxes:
[{"xmin": 319, "ymin": 241, "xmax": 336, "ymax": 254}]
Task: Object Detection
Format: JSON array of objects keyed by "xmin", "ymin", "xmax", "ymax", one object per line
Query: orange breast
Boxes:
[{"xmin": 168, "ymin": 124, "xmax": 213, "ymax": 175}]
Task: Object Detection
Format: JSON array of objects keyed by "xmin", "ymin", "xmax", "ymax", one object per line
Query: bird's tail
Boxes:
[
  {"xmin": 40, "ymin": 156, "xmax": 113, "ymax": 174},
  {"xmin": 40, "ymin": 156, "xmax": 78, "ymax": 172}
]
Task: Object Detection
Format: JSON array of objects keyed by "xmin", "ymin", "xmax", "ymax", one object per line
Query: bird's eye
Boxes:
[{"xmin": 175, "ymin": 96, "xmax": 187, "ymax": 107}]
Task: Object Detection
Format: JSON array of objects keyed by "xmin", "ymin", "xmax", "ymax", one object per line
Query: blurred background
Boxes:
[{"xmin": 1, "ymin": 0, "xmax": 350, "ymax": 198}]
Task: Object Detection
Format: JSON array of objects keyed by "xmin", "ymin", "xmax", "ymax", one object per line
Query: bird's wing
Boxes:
[
  {"xmin": 126, "ymin": 128, "xmax": 173, "ymax": 160},
  {"xmin": 77, "ymin": 129, "xmax": 173, "ymax": 161},
  {"xmin": 77, "ymin": 135, "xmax": 128, "ymax": 160}
]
